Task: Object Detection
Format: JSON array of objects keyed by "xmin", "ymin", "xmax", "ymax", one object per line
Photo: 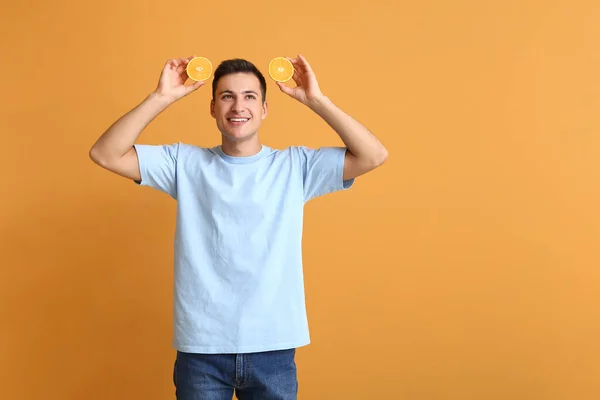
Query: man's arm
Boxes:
[
  {"xmin": 307, "ymin": 96, "xmax": 387, "ymax": 181},
  {"xmin": 89, "ymin": 56, "xmax": 204, "ymax": 180},
  {"xmin": 276, "ymin": 54, "xmax": 388, "ymax": 181},
  {"xmin": 89, "ymin": 92, "xmax": 172, "ymax": 181}
]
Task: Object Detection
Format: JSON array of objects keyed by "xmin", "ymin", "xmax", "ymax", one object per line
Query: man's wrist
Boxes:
[
  {"xmin": 308, "ymin": 95, "xmax": 331, "ymax": 114},
  {"xmin": 147, "ymin": 91, "xmax": 175, "ymax": 110}
]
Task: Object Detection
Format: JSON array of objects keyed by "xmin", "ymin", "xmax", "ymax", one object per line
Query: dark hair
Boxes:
[{"xmin": 212, "ymin": 58, "xmax": 267, "ymax": 102}]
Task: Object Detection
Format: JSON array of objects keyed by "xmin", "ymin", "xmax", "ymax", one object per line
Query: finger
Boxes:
[
  {"xmin": 164, "ymin": 59, "xmax": 176, "ymax": 71},
  {"xmin": 277, "ymin": 81, "xmax": 294, "ymax": 97},
  {"xmin": 287, "ymin": 58, "xmax": 301, "ymax": 70},
  {"xmin": 179, "ymin": 69, "xmax": 190, "ymax": 82},
  {"xmin": 181, "ymin": 57, "xmax": 192, "ymax": 68},
  {"xmin": 286, "ymin": 62, "xmax": 302, "ymax": 79},
  {"xmin": 176, "ymin": 61, "xmax": 188, "ymax": 75},
  {"xmin": 178, "ymin": 55, "xmax": 197, "ymax": 75},
  {"xmin": 286, "ymin": 57, "xmax": 302, "ymax": 73},
  {"xmin": 292, "ymin": 70, "xmax": 301, "ymax": 84},
  {"xmin": 290, "ymin": 60, "xmax": 305, "ymax": 76},
  {"xmin": 171, "ymin": 57, "xmax": 188, "ymax": 68},
  {"xmin": 298, "ymin": 54, "xmax": 314, "ymax": 73},
  {"xmin": 294, "ymin": 63, "xmax": 313, "ymax": 82},
  {"xmin": 185, "ymin": 80, "xmax": 205, "ymax": 94}
]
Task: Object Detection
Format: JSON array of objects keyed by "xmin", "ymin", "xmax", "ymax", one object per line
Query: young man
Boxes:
[{"xmin": 89, "ymin": 54, "xmax": 387, "ymax": 399}]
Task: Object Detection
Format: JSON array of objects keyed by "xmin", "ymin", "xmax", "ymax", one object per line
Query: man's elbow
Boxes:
[
  {"xmin": 89, "ymin": 146, "xmax": 99, "ymax": 163},
  {"xmin": 89, "ymin": 146, "xmax": 113, "ymax": 169},
  {"xmin": 89, "ymin": 146, "xmax": 105, "ymax": 166},
  {"xmin": 378, "ymin": 147, "xmax": 389, "ymax": 165},
  {"xmin": 370, "ymin": 146, "xmax": 388, "ymax": 169}
]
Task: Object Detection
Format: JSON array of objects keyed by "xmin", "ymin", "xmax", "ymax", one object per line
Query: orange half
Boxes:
[
  {"xmin": 186, "ymin": 57, "xmax": 213, "ymax": 81},
  {"xmin": 268, "ymin": 57, "xmax": 294, "ymax": 82}
]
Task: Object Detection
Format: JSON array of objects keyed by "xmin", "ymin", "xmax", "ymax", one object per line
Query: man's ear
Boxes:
[
  {"xmin": 210, "ymin": 99, "xmax": 215, "ymax": 118},
  {"xmin": 261, "ymin": 100, "xmax": 268, "ymax": 120}
]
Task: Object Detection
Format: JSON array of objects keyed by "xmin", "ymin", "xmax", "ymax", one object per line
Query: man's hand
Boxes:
[
  {"xmin": 276, "ymin": 54, "xmax": 325, "ymax": 109},
  {"xmin": 154, "ymin": 56, "xmax": 205, "ymax": 102},
  {"xmin": 276, "ymin": 55, "xmax": 388, "ymax": 180}
]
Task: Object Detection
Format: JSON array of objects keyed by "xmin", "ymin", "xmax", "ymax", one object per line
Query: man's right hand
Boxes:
[{"xmin": 154, "ymin": 56, "xmax": 205, "ymax": 102}]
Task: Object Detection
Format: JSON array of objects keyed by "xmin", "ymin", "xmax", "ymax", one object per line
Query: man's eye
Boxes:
[
  {"xmin": 222, "ymin": 95, "xmax": 232, "ymax": 99},
  {"xmin": 246, "ymin": 95, "xmax": 256, "ymax": 99}
]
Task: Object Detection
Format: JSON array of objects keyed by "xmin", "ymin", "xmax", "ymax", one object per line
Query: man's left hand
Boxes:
[{"xmin": 276, "ymin": 54, "xmax": 325, "ymax": 109}]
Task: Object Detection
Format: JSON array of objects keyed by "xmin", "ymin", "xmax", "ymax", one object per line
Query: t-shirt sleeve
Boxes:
[
  {"xmin": 297, "ymin": 146, "xmax": 355, "ymax": 202},
  {"xmin": 132, "ymin": 142, "xmax": 180, "ymax": 199}
]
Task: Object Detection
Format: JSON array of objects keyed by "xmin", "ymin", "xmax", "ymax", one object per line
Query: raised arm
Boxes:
[
  {"xmin": 89, "ymin": 56, "xmax": 204, "ymax": 181},
  {"xmin": 276, "ymin": 54, "xmax": 388, "ymax": 181}
]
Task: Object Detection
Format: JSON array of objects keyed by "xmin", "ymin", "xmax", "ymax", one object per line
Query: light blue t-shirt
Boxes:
[{"xmin": 133, "ymin": 142, "xmax": 354, "ymax": 354}]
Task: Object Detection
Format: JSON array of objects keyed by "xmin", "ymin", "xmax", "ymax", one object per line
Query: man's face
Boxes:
[{"xmin": 211, "ymin": 72, "xmax": 267, "ymax": 142}]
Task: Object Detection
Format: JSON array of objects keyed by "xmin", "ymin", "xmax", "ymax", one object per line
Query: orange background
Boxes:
[{"xmin": 2, "ymin": 0, "xmax": 600, "ymax": 399}]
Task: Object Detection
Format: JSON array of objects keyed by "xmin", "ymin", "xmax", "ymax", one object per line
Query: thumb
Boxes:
[
  {"xmin": 185, "ymin": 80, "xmax": 205, "ymax": 94},
  {"xmin": 277, "ymin": 81, "xmax": 294, "ymax": 97}
]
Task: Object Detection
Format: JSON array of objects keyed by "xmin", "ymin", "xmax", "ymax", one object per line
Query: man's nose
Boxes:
[{"xmin": 232, "ymin": 98, "xmax": 245, "ymax": 111}]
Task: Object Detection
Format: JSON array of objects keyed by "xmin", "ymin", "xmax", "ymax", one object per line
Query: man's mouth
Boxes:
[{"xmin": 227, "ymin": 117, "xmax": 250, "ymax": 126}]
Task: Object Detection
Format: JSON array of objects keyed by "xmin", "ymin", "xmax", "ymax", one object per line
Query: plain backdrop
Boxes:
[{"xmin": 1, "ymin": 0, "xmax": 599, "ymax": 399}]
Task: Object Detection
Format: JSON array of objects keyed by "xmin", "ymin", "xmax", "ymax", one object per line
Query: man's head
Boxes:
[{"xmin": 210, "ymin": 59, "xmax": 268, "ymax": 143}]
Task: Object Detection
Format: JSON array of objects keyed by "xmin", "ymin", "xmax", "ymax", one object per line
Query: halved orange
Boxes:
[
  {"xmin": 268, "ymin": 57, "xmax": 294, "ymax": 82},
  {"xmin": 186, "ymin": 56, "xmax": 213, "ymax": 81}
]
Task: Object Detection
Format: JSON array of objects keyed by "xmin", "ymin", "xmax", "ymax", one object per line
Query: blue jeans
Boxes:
[{"xmin": 173, "ymin": 348, "xmax": 298, "ymax": 400}]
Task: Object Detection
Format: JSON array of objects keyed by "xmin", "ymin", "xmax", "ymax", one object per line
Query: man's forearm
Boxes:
[
  {"xmin": 309, "ymin": 96, "xmax": 388, "ymax": 164},
  {"xmin": 90, "ymin": 92, "xmax": 172, "ymax": 163}
]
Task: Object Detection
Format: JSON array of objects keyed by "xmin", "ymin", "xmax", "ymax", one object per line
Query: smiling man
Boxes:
[
  {"xmin": 210, "ymin": 68, "xmax": 268, "ymax": 152},
  {"xmin": 89, "ymin": 54, "xmax": 387, "ymax": 400}
]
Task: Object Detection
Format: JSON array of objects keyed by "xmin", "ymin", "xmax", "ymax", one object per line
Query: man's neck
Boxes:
[{"xmin": 221, "ymin": 135, "xmax": 263, "ymax": 157}]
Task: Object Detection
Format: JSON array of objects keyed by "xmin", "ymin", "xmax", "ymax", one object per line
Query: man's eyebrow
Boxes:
[{"xmin": 218, "ymin": 90, "xmax": 259, "ymax": 95}]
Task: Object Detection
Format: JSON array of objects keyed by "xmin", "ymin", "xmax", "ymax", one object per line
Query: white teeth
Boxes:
[{"xmin": 229, "ymin": 118, "xmax": 248, "ymax": 122}]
